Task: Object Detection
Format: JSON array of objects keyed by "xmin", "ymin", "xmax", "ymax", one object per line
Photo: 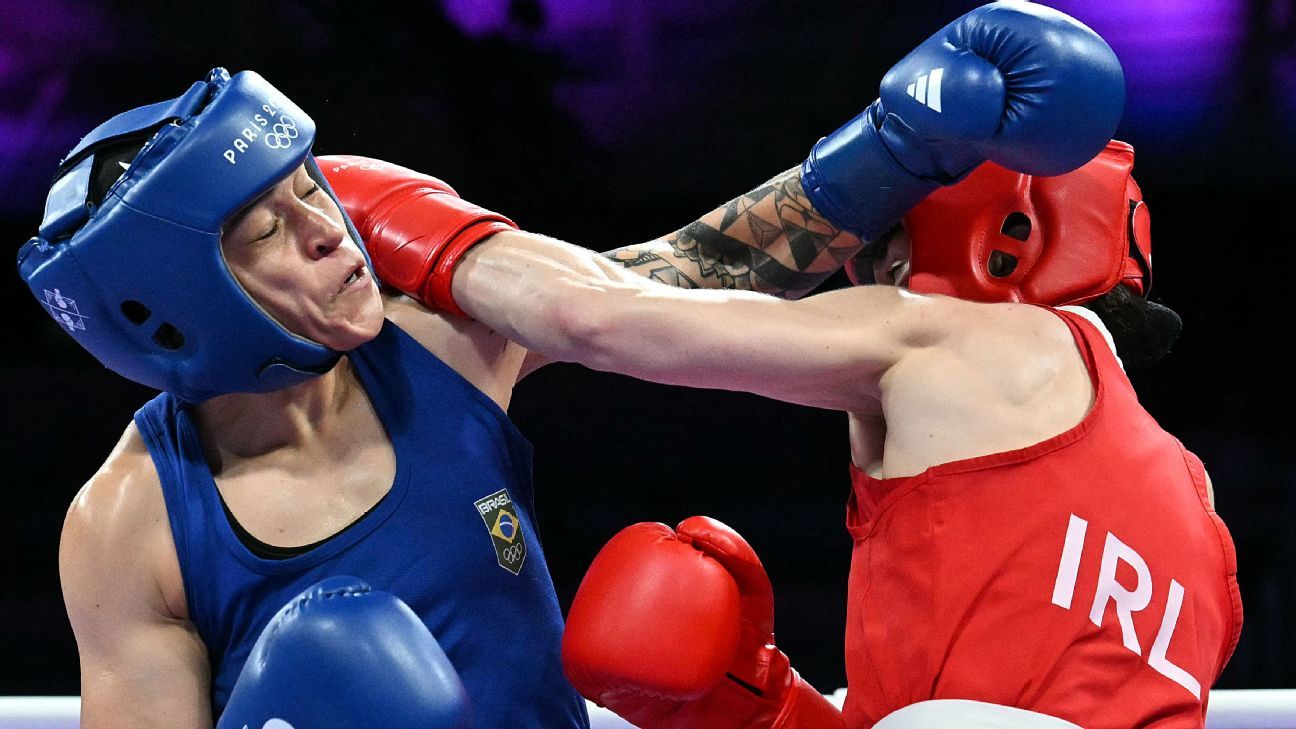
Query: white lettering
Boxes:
[
  {"xmin": 1051, "ymin": 517, "xmax": 1202, "ymax": 698},
  {"xmin": 222, "ymin": 107, "xmax": 286, "ymax": 163},
  {"xmin": 1148, "ymin": 579, "xmax": 1201, "ymax": 698},
  {"xmin": 1051, "ymin": 514, "xmax": 1088, "ymax": 609},
  {"xmin": 1090, "ymin": 531, "xmax": 1153, "ymax": 655},
  {"xmin": 476, "ymin": 493, "xmax": 512, "ymax": 515}
]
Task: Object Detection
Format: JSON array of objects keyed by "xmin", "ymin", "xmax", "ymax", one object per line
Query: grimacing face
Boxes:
[{"xmin": 220, "ymin": 163, "xmax": 384, "ymax": 351}]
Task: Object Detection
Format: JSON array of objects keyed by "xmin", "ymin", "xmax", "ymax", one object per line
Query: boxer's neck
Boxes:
[{"xmin": 193, "ymin": 357, "xmax": 361, "ymax": 463}]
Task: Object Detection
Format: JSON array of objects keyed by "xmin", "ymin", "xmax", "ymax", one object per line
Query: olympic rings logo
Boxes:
[
  {"xmin": 264, "ymin": 116, "xmax": 299, "ymax": 150},
  {"xmin": 502, "ymin": 543, "xmax": 524, "ymax": 564}
]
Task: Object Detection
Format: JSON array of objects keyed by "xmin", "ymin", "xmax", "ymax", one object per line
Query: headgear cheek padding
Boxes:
[
  {"xmin": 899, "ymin": 140, "xmax": 1152, "ymax": 306},
  {"xmin": 17, "ymin": 68, "xmax": 373, "ymax": 402}
]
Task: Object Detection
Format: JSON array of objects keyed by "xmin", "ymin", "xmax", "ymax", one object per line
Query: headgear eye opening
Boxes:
[
  {"xmin": 153, "ymin": 323, "xmax": 185, "ymax": 351},
  {"xmin": 120, "ymin": 300, "xmax": 151, "ymax": 324},
  {"xmin": 1000, "ymin": 212, "xmax": 1032, "ymax": 242},
  {"xmin": 987, "ymin": 250, "xmax": 1019, "ymax": 278}
]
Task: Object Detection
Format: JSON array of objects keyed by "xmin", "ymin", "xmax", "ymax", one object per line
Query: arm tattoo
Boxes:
[
  {"xmin": 603, "ymin": 168, "xmax": 866, "ymax": 298},
  {"xmin": 604, "ymin": 250, "xmax": 701, "ymax": 289}
]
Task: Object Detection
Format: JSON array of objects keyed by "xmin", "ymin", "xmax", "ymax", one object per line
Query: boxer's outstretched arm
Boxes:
[
  {"xmin": 454, "ymin": 229, "xmax": 960, "ymax": 412},
  {"xmin": 602, "ymin": 168, "xmax": 866, "ymax": 300},
  {"xmin": 514, "ymin": 169, "xmax": 865, "ymax": 378}
]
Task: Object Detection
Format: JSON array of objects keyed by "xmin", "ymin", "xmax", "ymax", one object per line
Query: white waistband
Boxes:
[{"xmin": 872, "ymin": 700, "xmax": 1083, "ymax": 729}]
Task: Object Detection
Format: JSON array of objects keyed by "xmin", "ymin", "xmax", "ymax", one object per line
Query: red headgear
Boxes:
[{"xmin": 855, "ymin": 140, "xmax": 1152, "ymax": 306}]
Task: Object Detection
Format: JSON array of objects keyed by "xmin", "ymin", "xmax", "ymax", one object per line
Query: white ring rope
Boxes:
[{"xmin": 0, "ymin": 691, "xmax": 1290, "ymax": 728}]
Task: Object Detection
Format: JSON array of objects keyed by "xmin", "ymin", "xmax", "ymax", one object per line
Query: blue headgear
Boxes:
[{"xmin": 17, "ymin": 68, "xmax": 373, "ymax": 402}]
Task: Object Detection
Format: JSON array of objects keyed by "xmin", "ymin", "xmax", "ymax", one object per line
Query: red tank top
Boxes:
[{"xmin": 842, "ymin": 308, "xmax": 1242, "ymax": 728}]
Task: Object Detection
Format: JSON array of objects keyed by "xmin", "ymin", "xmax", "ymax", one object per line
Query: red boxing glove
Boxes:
[
  {"xmin": 562, "ymin": 516, "xmax": 844, "ymax": 729},
  {"xmin": 316, "ymin": 155, "xmax": 517, "ymax": 317}
]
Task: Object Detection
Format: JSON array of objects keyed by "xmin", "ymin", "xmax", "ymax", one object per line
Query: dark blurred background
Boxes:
[{"xmin": 3, "ymin": 0, "xmax": 1293, "ymax": 696}]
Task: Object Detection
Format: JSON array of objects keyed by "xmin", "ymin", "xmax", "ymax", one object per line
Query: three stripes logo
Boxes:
[{"xmin": 906, "ymin": 68, "xmax": 944, "ymax": 113}]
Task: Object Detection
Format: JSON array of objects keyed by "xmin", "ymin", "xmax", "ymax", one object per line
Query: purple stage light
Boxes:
[
  {"xmin": 442, "ymin": 0, "xmax": 618, "ymax": 37},
  {"xmin": 442, "ymin": 0, "xmax": 513, "ymax": 37},
  {"xmin": 443, "ymin": 0, "xmax": 707, "ymax": 39},
  {"xmin": 0, "ymin": 0, "xmax": 116, "ymax": 216},
  {"xmin": 1047, "ymin": 0, "xmax": 1247, "ymax": 142}
]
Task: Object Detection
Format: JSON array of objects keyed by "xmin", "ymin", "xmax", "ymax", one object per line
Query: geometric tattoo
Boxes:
[{"xmin": 601, "ymin": 167, "xmax": 865, "ymax": 299}]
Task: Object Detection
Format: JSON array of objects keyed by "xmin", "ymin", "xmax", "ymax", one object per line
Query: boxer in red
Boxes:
[{"xmin": 317, "ymin": 4, "xmax": 1240, "ymax": 727}]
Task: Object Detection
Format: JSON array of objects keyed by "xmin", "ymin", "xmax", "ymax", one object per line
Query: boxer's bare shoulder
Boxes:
[
  {"xmin": 61, "ymin": 422, "xmax": 186, "ymax": 622},
  {"xmin": 381, "ymin": 293, "xmax": 527, "ymax": 408},
  {"xmin": 884, "ymin": 296, "xmax": 1089, "ymax": 398},
  {"xmin": 874, "ymin": 299, "xmax": 1095, "ymax": 475},
  {"xmin": 60, "ymin": 422, "xmax": 212, "ymax": 724},
  {"xmin": 946, "ymin": 301, "xmax": 1091, "ymax": 386}
]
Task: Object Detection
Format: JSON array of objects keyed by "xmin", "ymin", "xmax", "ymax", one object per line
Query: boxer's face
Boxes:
[
  {"xmin": 221, "ymin": 164, "xmax": 383, "ymax": 351},
  {"xmin": 872, "ymin": 226, "xmax": 912, "ymax": 287}
]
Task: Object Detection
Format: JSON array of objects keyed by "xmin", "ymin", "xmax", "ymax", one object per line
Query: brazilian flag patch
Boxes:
[{"xmin": 474, "ymin": 489, "xmax": 527, "ymax": 575}]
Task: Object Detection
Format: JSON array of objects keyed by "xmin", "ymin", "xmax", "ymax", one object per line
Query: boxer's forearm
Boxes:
[
  {"xmin": 453, "ymin": 230, "xmax": 636, "ymax": 363},
  {"xmin": 453, "ymin": 229, "xmax": 897, "ymax": 411},
  {"xmin": 602, "ymin": 168, "xmax": 865, "ymax": 300}
]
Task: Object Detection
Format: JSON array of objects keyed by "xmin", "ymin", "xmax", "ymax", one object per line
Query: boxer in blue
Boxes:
[{"xmin": 23, "ymin": 69, "xmax": 578, "ymax": 729}]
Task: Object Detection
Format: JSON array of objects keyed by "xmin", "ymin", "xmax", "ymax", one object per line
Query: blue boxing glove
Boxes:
[
  {"xmin": 217, "ymin": 577, "xmax": 471, "ymax": 729},
  {"xmin": 801, "ymin": 1, "xmax": 1125, "ymax": 240}
]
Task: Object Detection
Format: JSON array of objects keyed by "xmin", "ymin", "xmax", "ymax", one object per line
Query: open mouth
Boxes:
[{"xmin": 338, "ymin": 265, "xmax": 367, "ymax": 296}]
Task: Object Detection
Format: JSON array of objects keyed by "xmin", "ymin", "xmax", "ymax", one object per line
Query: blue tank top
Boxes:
[{"xmin": 134, "ymin": 321, "xmax": 589, "ymax": 728}]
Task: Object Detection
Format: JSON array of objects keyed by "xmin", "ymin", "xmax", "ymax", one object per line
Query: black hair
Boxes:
[
  {"xmin": 1084, "ymin": 284, "xmax": 1183, "ymax": 370},
  {"xmin": 86, "ymin": 136, "xmax": 150, "ymax": 206}
]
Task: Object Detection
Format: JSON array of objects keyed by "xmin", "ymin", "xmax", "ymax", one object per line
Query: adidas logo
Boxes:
[{"xmin": 906, "ymin": 68, "xmax": 944, "ymax": 112}]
